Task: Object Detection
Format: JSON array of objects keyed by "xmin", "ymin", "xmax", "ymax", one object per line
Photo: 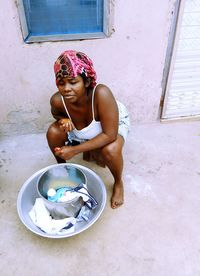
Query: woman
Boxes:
[{"xmin": 47, "ymin": 50, "xmax": 130, "ymax": 209}]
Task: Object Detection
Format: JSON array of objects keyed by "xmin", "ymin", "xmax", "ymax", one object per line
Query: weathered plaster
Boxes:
[{"xmin": 0, "ymin": 0, "xmax": 176, "ymax": 135}]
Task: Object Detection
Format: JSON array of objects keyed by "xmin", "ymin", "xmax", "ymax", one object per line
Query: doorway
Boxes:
[{"xmin": 161, "ymin": 0, "xmax": 200, "ymax": 120}]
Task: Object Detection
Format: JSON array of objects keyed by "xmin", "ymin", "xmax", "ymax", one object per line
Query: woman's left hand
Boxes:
[
  {"xmin": 54, "ymin": 146, "xmax": 76, "ymax": 160},
  {"xmin": 58, "ymin": 118, "xmax": 75, "ymax": 133}
]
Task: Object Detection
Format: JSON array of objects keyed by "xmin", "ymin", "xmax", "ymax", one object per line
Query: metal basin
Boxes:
[{"xmin": 17, "ymin": 163, "xmax": 107, "ymax": 238}]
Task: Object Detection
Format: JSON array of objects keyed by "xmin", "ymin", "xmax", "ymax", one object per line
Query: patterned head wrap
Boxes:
[{"xmin": 54, "ymin": 50, "xmax": 97, "ymax": 88}]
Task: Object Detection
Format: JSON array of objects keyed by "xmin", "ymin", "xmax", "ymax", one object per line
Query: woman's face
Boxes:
[{"xmin": 57, "ymin": 75, "xmax": 87, "ymax": 103}]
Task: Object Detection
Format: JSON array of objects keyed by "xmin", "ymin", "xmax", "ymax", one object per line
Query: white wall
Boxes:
[{"xmin": 0, "ymin": 0, "xmax": 176, "ymax": 136}]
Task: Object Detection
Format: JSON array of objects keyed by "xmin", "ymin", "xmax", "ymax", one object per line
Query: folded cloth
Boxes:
[
  {"xmin": 73, "ymin": 184, "xmax": 98, "ymax": 209},
  {"xmin": 76, "ymin": 205, "xmax": 93, "ymax": 222},
  {"xmin": 29, "ymin": 198, "xmax": 76, "ymax": 234}
]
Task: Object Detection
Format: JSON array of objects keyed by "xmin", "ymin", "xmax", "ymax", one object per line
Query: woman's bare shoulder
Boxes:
[
  {"xmin": 95, "ymin": 83, "xmax": 111, "ymax": 93},
  {"xmin": 95, "ymin": 84, "xmax": 116, "ymax": 103}
]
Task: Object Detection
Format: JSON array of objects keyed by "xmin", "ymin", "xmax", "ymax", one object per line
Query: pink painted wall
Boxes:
[{"xmin": 0, "ymin": 0, "xmax": 176, "ymax": 135}]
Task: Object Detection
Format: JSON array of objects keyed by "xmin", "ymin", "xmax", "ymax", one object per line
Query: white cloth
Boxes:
[
  {"xmin": 29, "ymin": 198, "xmax": 76, "ymax": 234},
  {"xmin": 58, "ymin": 184, "xmax": 90, "ymax": 203}
]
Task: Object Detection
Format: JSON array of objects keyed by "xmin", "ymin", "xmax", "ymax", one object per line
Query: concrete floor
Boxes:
[{"xmin": 0, "ymin": 121, "xmax": 200, "ymax": 276}]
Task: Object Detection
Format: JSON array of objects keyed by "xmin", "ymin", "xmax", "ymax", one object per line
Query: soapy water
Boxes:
[{"xmin": 48, "ymin": 179, "xmax": 78, "ymax": 190}]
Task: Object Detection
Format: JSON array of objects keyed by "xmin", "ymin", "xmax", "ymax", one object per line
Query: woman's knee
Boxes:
[
  {"xmin": 46, "ymin": 122, "xmax": 66, "ymax": 142},
  {"xmin": 101, "ymin": 142, "xmax": 122, "ymax": 162}
]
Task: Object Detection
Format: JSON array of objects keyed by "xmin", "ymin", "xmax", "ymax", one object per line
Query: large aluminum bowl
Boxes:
[{"xmin": 17, "ymin": 163, "xmax": 107, "ymax": 238}]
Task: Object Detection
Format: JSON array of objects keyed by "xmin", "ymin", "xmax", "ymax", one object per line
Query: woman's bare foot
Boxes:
[{"xmin": 111, "ymin": 180, "xmax": 124, "ymax": 209}]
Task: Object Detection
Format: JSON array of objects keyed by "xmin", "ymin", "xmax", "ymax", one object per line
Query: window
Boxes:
[{"xmin": 17, "ymin": 0, "xmax": 111, "ymax": 43}]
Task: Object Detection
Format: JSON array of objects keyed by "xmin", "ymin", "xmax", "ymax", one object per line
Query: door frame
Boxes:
[{"xmin": 160, "ymin": 0, "xmax": 188, "ymax": 121}]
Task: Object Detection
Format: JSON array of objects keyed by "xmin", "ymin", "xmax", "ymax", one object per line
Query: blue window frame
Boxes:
[{"xmin": 17, "ymin": 0, "xmax": 110, "ymax": 43}]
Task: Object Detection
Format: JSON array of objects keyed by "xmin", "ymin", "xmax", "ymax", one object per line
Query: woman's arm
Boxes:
[
  {"xmin": 50, "ymin": 92, "xmax": 68, "ymax": 121},
  {"xmin": 50, "ymin": 92, "xmax": 75, "ymax": 133}
]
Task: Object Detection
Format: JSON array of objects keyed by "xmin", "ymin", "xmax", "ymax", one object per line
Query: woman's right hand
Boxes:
[{"xmin": 58, "ymin": 118, "xmax": 75, "ymax": 132}]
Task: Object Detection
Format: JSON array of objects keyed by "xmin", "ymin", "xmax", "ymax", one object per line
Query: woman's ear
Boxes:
[{"xmin": 85, "ymin": 78, "xmax": 91, "ymax": 88}]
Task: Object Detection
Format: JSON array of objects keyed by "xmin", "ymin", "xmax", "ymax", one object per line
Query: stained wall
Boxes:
[{"xmin": 0, "ymin": 0, "xmax": 176, "ymax": 135}]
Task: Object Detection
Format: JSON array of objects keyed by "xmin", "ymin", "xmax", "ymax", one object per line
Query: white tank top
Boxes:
[{"xmin": 61, "ymin": 86, "xmax": 102, "ymax": 140}]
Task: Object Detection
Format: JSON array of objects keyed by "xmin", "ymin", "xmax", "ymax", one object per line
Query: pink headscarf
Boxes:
[{"xmin": 54, "ymin": 50, "xmax": 97, "ymax": 88}]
